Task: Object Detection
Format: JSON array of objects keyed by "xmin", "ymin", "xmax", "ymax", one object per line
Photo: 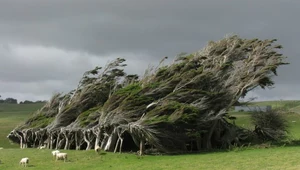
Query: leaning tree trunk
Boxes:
[
  {"xmin": 92, "ymin": 127, "xmax": 102, "ymax": 149},
  {"xmin": 83, "ymin": 129, "xmax": 95, "ymax": 150},
  {"xmin": 100, "ymin": 133, "xmax": 109, "ymax": 149},
  {"xmin": 203, "ymin": 120, "xmax": 218, "ymax": 150},
  {"xmin": 21, "ymin": 130, "xmax": 29, "ymax": 148},
  {"xmin": 75, "ymin": 129, "xmax": 84, "ymax": 150},
  {"xmin": 83, "ymin": 131, "xmax": 91, "ymax": 150},
  {"xmin": 15, "ymin": 131, "xmax": 24, "ymax": 149},
  {"xmin": 56, "ymin": 133, "xmax": 61, "ymax": 149},
  {"xmin": 63, "ymin": 130, "xmax": 69, "ymax": 150},
  {"xmin": 104, "ymin": 127, "xmax": 118, "ymax": 151},
  {"xmin": 114, "ymin": 128, "xmax": 125, "ymax": 153}
]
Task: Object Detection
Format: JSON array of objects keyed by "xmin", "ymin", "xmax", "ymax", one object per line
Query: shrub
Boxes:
[{"xmin": 251, "ymin": 110, "xmax": 288, "ymax": 142}]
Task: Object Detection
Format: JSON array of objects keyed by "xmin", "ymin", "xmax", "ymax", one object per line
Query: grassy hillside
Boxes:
[{"xmin": 0, "ymin": 103, "xmax": 45, "ymax": 148}]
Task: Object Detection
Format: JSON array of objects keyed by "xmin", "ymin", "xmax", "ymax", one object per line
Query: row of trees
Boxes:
[
  {"xmin": 0, "ymin": 97, "xmax": 18, "ymax": 104},
  {"xmin": 0, "ymin": 95, "xmax": 46, "ymax": 104},
  {"xmin": 7, "ymin": 35, "xmax": 289, "ymax": 154},
  {"xmin": 19, "ymin": 100, "xmax": 47, "ymax": 104}
]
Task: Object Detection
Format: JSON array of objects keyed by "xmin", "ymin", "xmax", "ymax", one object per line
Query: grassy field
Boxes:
[
  {"xmin": 0, "ymin": 101, "xmax": 300, "ymax": 169},
  {"xmin": 1, "ymin": 146, "xmax": 300, "ymax": 169},
  {"xmin": 0, "ymin": 147, "xmax": 300, "ymax": 170},
  {"xmin": 231, "ymin": 100, "xmax": 300, "ymax": 139},
  {"xmin": 0, "ymin": 103, "xmax": 44, "ymax": 148}
]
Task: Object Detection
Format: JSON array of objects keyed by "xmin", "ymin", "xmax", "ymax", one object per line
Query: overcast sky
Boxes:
[{"xmin": 0, "ymin": 0, "xmax": 299, "ymax": 102}]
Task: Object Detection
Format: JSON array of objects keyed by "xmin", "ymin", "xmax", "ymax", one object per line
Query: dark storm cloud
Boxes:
[
  {"xmin": 0, "ymin": 0, "xmax": 298, "ymax": 56},
  {"xmin": 0, "ymin": 0, "xmax": 299, "ymax": 101}
]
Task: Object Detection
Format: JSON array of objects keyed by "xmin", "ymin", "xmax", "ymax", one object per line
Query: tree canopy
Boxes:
[{"xmin": 7, "ymin": 35, "xmax": 288, "ymax": 154}]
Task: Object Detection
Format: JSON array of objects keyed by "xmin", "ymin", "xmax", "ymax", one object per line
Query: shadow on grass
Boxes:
[{"xmin": 273, "ymin": 139, "xmax": 300, "ymax": 147}]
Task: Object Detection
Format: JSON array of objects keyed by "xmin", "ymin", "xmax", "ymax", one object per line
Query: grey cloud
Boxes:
[
  {"xmin": 0, "ymin": 0, "xmax": 299, "ymax": 101},
  {"xmin": 0, "ymin": 44, "xmax": 156, "ymax": 101},
  {"xmin": 246, "ymin": 83, "xmax": 300, "ymax": 101},
  {"xmin": 0, "ymin": 44, "xmax": 154, "ymax": 83},
  {"xmin": 0, "ymin": 0, "xmax": 298, "ymax": 57},
  {"xmin": 0, "ymin": 45, "xmax": 102, "ymax": 83}
]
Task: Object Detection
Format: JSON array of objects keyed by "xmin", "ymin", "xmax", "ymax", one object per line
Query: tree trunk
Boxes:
[
  {"xmin": 100, "ymin": 135, "xmax": 108, "ymax": 149},
  {"xmin": 58, "ymin": 139, "xmax": 64, "ymax": 149},
  {"xmin": 204, "ymin": 120, "xmax": 218, "ymax": 150},
  {"xmin": 196, "ymin": 136, "xmax": 201, "ymax": 151},
  {"xmin": 15, "ymin": 131, "xmax": 24, "ymax": 149},
  {"xmin": 22, "ymin": 131, "xmax": 28, "ymax": 148},
  {"xmin": 119, "ymin": 138, "xmax": 124, "ymax": 153},
  {"xmin": 93, "ymin": 127, "xmax": 101, "ymax": 149},
  {"xmin": 56, "ymin": 134, "xmax": 61, "ymax": 149},
  {"xmin": 104, "ymin": 130, "xmax": 118, "ymax": 151},
  {"xmin": 75, "ymin": 130, "xmax": 85, "ymax": 150},
  {"xmin": 83, "ymin": 130, "xmax": 94, "ymax": 150},
  {"xmin": 139, "ymin": 139, "xmax": 145, "ymax": 157},
  {"xmin": 114, "ymin": 138, "xmax": 120, "ymax": 153},
  {"xmin": 64, "ymin": 134, "xmax": 69, "ymax": 150}
]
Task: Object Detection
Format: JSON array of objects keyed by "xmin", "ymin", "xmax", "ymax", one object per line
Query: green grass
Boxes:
[
  {"xmin": 1, "ymin": 102, "xmax": 300, "ymax": 169},
  {"xmin": 0, "ymin": 103, "xmax": 44, "ymax": 148},
  {"xmin": 250, "ymin": 100, "xmax": 300, "ymax": 113},
  {"xmin": 1, "ymin": 147, "xmax": 300, "ymax": 169},
  {"xmin": 230, "ymin": 111, "xmax": 300, "ymax": 139},
  {"xmin": 230, "ymin": 100, "xmax": 300, "ymax": 139}
]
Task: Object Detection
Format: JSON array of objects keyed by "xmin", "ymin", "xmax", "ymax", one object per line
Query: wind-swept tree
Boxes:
[{"xmin": 8, "ymin": 35, "xmax": 288, "ymax": 154}]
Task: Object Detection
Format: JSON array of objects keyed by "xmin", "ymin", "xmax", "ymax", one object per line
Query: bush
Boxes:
[{"xmin": 251, "ymin": 110, "xmax": 288, "ymax": 142}]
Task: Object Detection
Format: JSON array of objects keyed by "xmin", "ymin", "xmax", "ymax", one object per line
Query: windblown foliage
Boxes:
[
  {"xmin": 252, "ymin": 110, "xmax": 289, "ymax": 141},
  {"xmin": 8, "ymin": 35, "xmax": 288, "ymax": 154}
]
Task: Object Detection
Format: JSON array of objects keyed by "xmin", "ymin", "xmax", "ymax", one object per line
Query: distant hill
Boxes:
[{"xmin": 250, "ymin": 100, "xmax": 300, "ymax": 113}]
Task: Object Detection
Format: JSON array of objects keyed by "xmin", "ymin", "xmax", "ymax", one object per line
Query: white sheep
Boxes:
[
  {"xmin": 19, "ymin": 157, "xmax": 29, "ymax": 167},
  {"xmin": 55, "ymin": 153, "xmax": 68, "ymax": 162},
  {"xmin": 95, "ymin": 146, "xmax": 101, "ymax": 154},
  {"xmin": 51, "ymin": 150, "xmax": 60, "ymax": 159}
]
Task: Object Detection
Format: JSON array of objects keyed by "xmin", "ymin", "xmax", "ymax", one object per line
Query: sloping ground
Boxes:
[
  {"xmin": 250, "ymin": 100, "xmax": 300, "ymax": 113},
  {"xmin": 0, "ymin": 103, "xmax": 45, "ymax": 148}
]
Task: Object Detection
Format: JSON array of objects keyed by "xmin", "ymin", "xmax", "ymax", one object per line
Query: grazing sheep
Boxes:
[
  {"xmin": 19, "ymin": 157, "xmax": 29, "ymax": 167},
  {"xmin": 51, "ymin": 150, "xmax": 60, "ymax": 159},
  {"xmin": 56, "ymin": 153, "xmax": 68, "ymax": 162},
  {"xmin": 95, "ymin": 146, "xmax": 101, "ymax": 154}
]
